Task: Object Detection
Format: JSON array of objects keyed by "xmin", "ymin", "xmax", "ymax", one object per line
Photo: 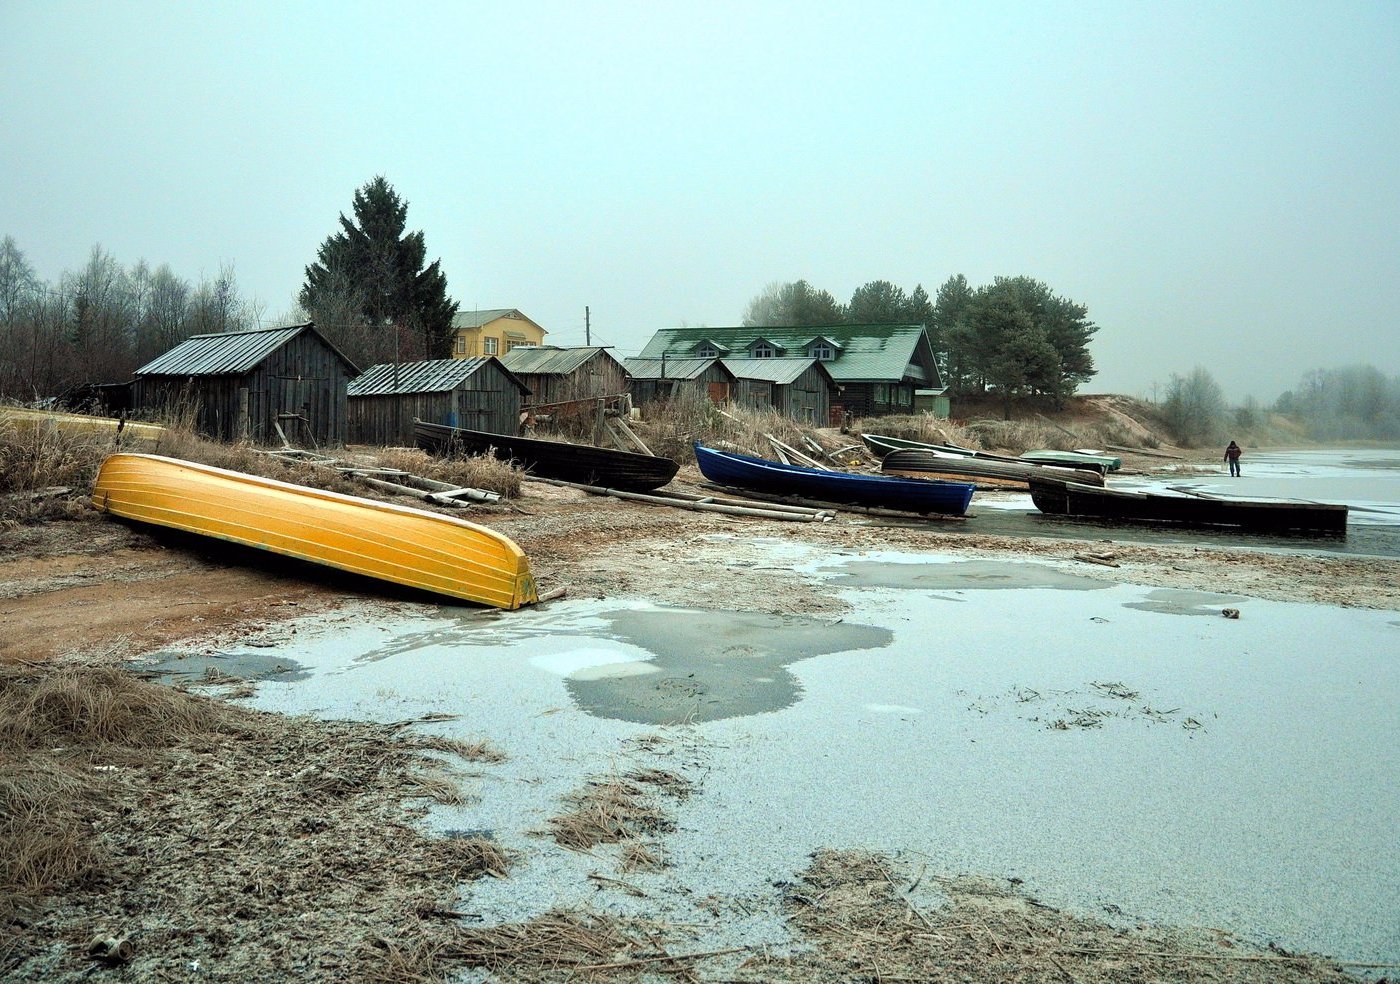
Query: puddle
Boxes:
[
  {"xmin": 1122, "ymin": 588, "xmax": 1248, "ymax": 617},
  {"xmin": 821, "ymin": 559, "xmax": 1111, "ymax": 593},
  {"xmin": 559, "ymin": 608, "xmax": 892, "ymax": 724},
  {"xmin": 140, "ymin": 649, "xmax": 310, "ymax": 683}
]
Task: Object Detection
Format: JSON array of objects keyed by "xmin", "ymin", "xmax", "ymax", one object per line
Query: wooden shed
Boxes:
[
  {"xmin": 721, "ymin": 358, "xmax": 836, "ymax": 424},
  {"xmin": 622, "ymin": 357, "xmax": 736, "ymax": 405},
  {"xmin": 132, "ymin": 322, "xmax": 358, "ymax": 446},
  {"xmin": 347, "ymin": 357, "xmax": 529, "ymax": 445},
  {"xmin": 499, "ymin": 346, "xmax": 630, "ymax": 415}
]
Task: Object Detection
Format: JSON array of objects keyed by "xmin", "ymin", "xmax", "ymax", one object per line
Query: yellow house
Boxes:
[{"xmin": 451, "ymin": 308, "xmax": 548, "ymax": 358}]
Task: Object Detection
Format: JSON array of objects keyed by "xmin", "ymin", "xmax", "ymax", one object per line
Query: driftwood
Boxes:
[
  {"xmin": 605, "ymin": 416, "xmax": 654, "ymax": 456},
  {"xmin": 697, "ymin": 482, "xmax": 967, "ymax": 522},
  {"xmin": 766, "ymin": 433, "xmax": 829, "ymax": 470},
  {"xmin": 526, "ymin": 476, "xmax": 832, "ymax": 522}
]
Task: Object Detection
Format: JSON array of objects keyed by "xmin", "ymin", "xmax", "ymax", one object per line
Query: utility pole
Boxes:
[{"xmin": 585, "ymin": 306, "xmax": 590, "ymax": 346}]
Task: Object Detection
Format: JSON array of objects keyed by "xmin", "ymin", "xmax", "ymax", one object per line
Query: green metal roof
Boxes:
[{"xmin": 638, "ymin": 324, "xmax": 938, "ymax": 386}]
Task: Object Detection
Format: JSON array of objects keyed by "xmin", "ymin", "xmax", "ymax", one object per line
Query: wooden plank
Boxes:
[{"xmin": 526, "ymin": 476, "xmax": 830, "ymax": 522}]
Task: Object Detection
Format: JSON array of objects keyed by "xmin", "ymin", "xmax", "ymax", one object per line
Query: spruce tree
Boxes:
[{"xmin": 301, "ymin": 177, "xmax": 458, "ymax": 359}]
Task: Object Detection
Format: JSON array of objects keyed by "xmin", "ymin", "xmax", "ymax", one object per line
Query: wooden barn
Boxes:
[
  {"xmin": 132, "ymin": 322, "xmax": 358, "ymax": 445},
  {"xmin": 721, "ymin": 358, "xmax": 836, "ymax": 424},
  {"xmin": 347, "ymin": 358, "xmax": 528, "ymax": 445},
  {"xmin": 622, "ymin": 357, "xmax": 736, "ymax": 405},
  {"xmin": 499, "ymin": 346, "xmax": 629, "ymax": 415}
]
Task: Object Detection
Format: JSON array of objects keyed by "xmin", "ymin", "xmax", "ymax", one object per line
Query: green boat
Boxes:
[{"xmin": 1019, "ymin": 449, "xmax": 1122, "ymax": 473}]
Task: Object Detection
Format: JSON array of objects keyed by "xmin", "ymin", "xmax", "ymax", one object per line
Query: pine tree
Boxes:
[{"xmin": 301, "ymin": 177, "xmax": 458, "ymax": 360}]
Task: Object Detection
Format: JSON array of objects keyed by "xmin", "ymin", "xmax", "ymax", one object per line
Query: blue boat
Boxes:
[{"xmin": 694, "ymin": 444, "xmax": 974, "ymax": 516}]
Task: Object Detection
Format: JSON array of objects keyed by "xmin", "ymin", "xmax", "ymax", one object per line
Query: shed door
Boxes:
[{"xmin": 707, "ymin": 382, "xmax": 730, "ymax": 404}]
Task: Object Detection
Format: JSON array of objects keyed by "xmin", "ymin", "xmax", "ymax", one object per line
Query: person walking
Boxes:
[{"xmin": 1224, "ymin": 440, "xmax": 1242, "ymax": 477}]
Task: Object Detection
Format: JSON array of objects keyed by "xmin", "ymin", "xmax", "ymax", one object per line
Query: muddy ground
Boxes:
[
  {"xmin": 2, "ymin": 450, "xmax": 1397, "ymax": 981},
  {"xmin": 3, "ymin": 454, "xmax": 1397, "ymax": 664}
]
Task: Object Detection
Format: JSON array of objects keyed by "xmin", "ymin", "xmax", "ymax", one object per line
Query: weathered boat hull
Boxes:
[
  {"xmin": 1020, "ymin": 449, "xmax": 1121, "ymax": 473},
  {"xmin": 695, "ymin": 444, "xmax": 974, "ymax": 515},
  {"xmin": 860, "ymin": 433, "xmax": 1027, "ymax": 465},
  {"xmin": 92, "ymin": 453, "xmax": 538, "ymax": 609},
  {"xmin": 879, "ymin": 448, "xmax": 1105, "ymax": 488},
  {"xmin": 415, "ymin": 420, "xmax": 679, "ymax": 492},
  {"xmin": 1027, "ymin": 477, "xmax": 1347, "ymax": 536}
]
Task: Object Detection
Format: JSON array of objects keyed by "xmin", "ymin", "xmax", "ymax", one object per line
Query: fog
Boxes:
[{"xmin": 2, "ymin": 2, "xmax": 1396, "ymax": 402}]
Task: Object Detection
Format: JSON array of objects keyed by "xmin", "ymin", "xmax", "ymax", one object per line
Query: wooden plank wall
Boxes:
[
  {"xmin": 133, "ymin": 333, "xmax": 353, "ymax": 445},
  {"xmin": 520, "ymin": 352, "xmax": 630, "ymax": 408},
  {"xmin": 347, "ymin": 362, "xmax": 524, "ymax": 446}
]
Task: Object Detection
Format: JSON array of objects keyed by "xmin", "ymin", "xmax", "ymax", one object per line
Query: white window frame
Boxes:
[{"xmin": 484, "ymin": 337, "xmax": 499, "ymax": 355}]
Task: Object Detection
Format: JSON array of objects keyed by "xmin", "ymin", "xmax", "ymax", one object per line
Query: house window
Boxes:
[
  {"xmin": 697, "ymin": 345, "xmax": 718, "ymax": 358},
  {"xmin": 455, "ymin": 336, "xmax": 466, "ymax": 355},
  {"xmin": 752, "ymin": 343, "xmax": 775, "ymax": 358},
  {"xmin": 810, "ymin": 344, "xmax": 833, "ymax": 361},
  {"xmin": 484, "ymin": 337, "xmax": 499, "ymax": 355}
]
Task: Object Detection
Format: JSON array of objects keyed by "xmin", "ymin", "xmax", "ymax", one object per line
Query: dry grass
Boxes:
[
  {"xmin": 732, "ymin": 849, "xmax": 1357, "ymax": 983},
  {"xmin": 542, "ymin": 767, "xmax": 694, "ymax": 853},
  {"xmin": 634, "ymin": 393, "xmax": 825, "ymax": 465},
  {"xmin": 849, "ymin": 413, "xmax": 984, "ymax": 450},
  {"xmin": 372, "ymin": 445, "xmax": 523, "ymax": 498},
  {"xmin": 0, "ymin": 664, "xmax": 516, "ymax": 982},
  {"xmin": 0, "ymin": 403, "xmax": 529, "ymax": 529}
]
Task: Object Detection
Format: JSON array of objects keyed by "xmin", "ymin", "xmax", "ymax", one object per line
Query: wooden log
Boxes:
[
  {"xmin": 356, "ymin": 476, "xmax": 472, "ymax": 507},
  {"xmin": 697, "ymin": 482, "xmax": 967, "ymax": 521},
  {"xmin": 647, "ymin": 486, "xmax": 835, "ymax": 517},
  {"xmin": 526, "ymin": 476, "xmax": 830, "ymax": 522}
]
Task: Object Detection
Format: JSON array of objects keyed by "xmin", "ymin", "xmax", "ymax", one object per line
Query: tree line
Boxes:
[
  {"xmin": 743, "ymin": 275, "xmax": 1099, "ymax": 407},
  {"xmin": 0, "ymin": 237, "xmax": 262, "ymax": 401},
  {"xmin": 0, "ymin": 177, "xmax": 461, "ymax": 402},
  {"xmin": 1161, "ymin": 364, "xmax": 1400, "ymax": 445}
]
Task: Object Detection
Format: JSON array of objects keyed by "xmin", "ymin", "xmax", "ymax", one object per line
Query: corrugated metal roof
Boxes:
[
  {"xmin": 622, "ymin": 357, "xmax": 724, "ymax": 381},
  {"xmin": 720, "ymin": 357, "xmax": 825, "ymax": 385},
  {"xmin": 451, "ymin": 308, "xmax": 517, "ymax": 329},
  {"xmin": 136, "ymin": 323, "xmax": 320, "ymax": 376},
  {"xmin": 349, "ymin": 358, "xmax": 494, "ymax": 396},
  {"xmin": 499, "ymin": 345, "xmax": 606, "ymax": 376},
  {"xmin": 637, "ymin": 324, "xmax": 935, "ymax": 385}
]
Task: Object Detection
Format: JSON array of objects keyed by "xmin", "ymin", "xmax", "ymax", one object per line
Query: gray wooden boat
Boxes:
[
  {"xmin": 879, "ymin": 447, "xmax": 1105, "ymax": 488},
  {"xmin": 415, "ymin": 420, "xmax": 679, "ymax": 492},
  {"xmin": 1028, "ymin": 477, "xmax": 1347, "ymax": 535}
]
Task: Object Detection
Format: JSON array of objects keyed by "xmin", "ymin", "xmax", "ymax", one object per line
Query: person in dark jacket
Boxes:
[{"xmin": 1224, "ymin": 440, "xmax": 1242, "ymax": 477}]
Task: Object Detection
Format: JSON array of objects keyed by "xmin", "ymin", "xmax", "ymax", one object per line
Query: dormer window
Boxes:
[
  {"xmin": 810, "ymin": 344, "xmax": 833, "ymax": 361},
  {"xmin": 697, "ymin": 344, "xmax": 719, "ymax": 358},
  {"xmin": 752, "ymin": 343, "xmax": 775, "ymax": 358}
]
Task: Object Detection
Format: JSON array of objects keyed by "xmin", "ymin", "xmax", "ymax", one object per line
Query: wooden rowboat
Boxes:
[
  {"xmin": 695, "ymin": 444, "xmax": 974, "ymax": 516},
  {"xmin": 415, "ymin": 419, "xmax": 679, "ymax": 492},
  {"xmin": 1027, "ymin": 476, "xmax": 1347, "ymax": 536},
  {"xmin": 92, "ymin": 453, "xmax": 539, "ymax": 609}
]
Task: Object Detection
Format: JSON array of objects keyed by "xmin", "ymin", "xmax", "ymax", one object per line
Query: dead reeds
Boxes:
[
  {"xmin": 544, "ymin": 768, "xmax": 693, "ymax": 851},
  {"xmin": 732, "ymin": 849, "xmax": 1357, "ymax": 983},
  {"xmin": 1, "ymin": 664, "xmax": 516, "ymax": 982}
]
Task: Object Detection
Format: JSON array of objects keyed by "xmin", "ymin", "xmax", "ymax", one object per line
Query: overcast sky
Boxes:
[{"xmin": 3, "ymin": 1, "xmax": 1397, "ymax": 402}]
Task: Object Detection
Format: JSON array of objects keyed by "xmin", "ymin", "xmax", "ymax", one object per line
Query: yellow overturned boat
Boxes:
[
  {"xmin": 2, "ymin": 405, "xmax": 167, "ymax": 440},
  {"xmin": 92, "ymin": 453, "xmax": 538, "ymax": 610}
]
